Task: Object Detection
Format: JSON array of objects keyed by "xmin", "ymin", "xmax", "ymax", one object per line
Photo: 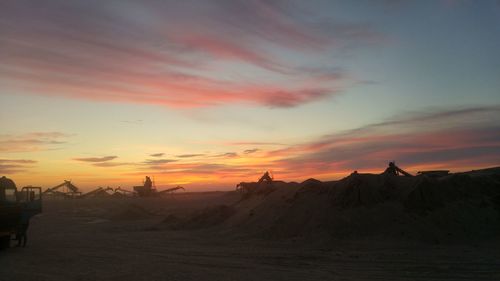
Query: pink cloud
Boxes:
[{"xmin": 0, "ymin": 1, "xmax": 378, "ymax": 109}]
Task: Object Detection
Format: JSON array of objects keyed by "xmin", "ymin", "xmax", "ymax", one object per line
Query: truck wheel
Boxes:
[{"xmin": 0, "ymin": 235, "xmax": 10, "ymax": 250}]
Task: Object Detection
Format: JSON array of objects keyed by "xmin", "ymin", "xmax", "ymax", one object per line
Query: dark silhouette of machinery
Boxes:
[
  {"xmin": 236, "ymin": 171, "xmax": 274, "ymax": 193},
  {"xmin": 81, "ymin": 186, "xmax": 114, "ymax": 198},
  {"xmin": 157, "ymin": 186, "xmax": 185, "ymax": 195},
  {"xmin": 133, "ymin": 176, "xmax": 185, "ymax": 197},
  {"xmin": 0, "ymin": 176, "xmax": 42, "ymax": 249},
  {"xmin": 114, "ymin": 187, "xmax": 135, "ymax": 197},
  {"xmin": 417, "ymin": 170, "xmax": 450, "ymax": 177},
  {"xmin": 133, "ymin": 176, "xmax": 156, "ymax": 196},
  {"xmin": 382, "ymin": 162, "xmax": 413, "ymax": 177},
  {"xmin": 258, "ymin": 171, "xmax": 273, "ymax": 183},
  {"xmin": 43, "ymin": 180, "xmax": 82, "ymax": 198}
]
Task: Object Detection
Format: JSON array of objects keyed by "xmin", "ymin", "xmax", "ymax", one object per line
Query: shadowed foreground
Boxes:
[{"xmin": 1, "ymin": 169, "xmax": 500, "ymax": 281}]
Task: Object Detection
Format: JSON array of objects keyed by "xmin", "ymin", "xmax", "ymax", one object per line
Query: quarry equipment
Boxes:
[
  {"xmin": 114, "ymin": 187, "xmax": 135, "ymax": 196},
  {"xmin": 236, "ymin": 171, "xmax": 275, "ymax": 193},
  {"xmin": 44, "ymin": 180, "xmax": 82, "ymax": 198},
  {"xmin": 382, "ymin": 162, "xmax": 413, "ymax": 177},
  {"xmin": 133, "ymin": 177, "xmax": 185, "ymax": 197},
  {"xmin": 0, "ymin": 176, "xmax": 42, "ymax": 249},
  {"xmin": 236, "ymin": 182, "xmax": 256, "ymax": 192},
  {"xmin": 133, "ymin": 176, "xmax": 156, "ymax": 197},
  {"xmin": 81, "ymin": 186, "xmax": 114, "ymax": 198},
  {"xmin": 158, "ymin": 186, "xmax": 185, "ymax": 195},
  {"xmin": 258, "ymin": 171, "xmax": 273, "ymax": 183},
  {"xmin": 417, "ymin": 170, "xmax": 450, "ymax": 177}
]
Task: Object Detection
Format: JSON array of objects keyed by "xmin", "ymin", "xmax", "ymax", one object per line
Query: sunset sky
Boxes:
[{"xmin": 1, "ymin": 0, "xmax": 500, "ymax": 191}]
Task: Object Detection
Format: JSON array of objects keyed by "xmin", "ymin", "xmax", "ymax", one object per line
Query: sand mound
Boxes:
[
  {"xmin": 112, "ymin": 204, "xmax": 157, "ymax": 220},
  {"xmin": 160, "ymin": 205, "xmax": 236, "ymax": 230},
  {"xmin": 162, "ymin": 167, "xmax": 500, "ymax": 244},
  {"xmin": 184, "ymin": 205, "xmax": 236, "ymax": 229}
]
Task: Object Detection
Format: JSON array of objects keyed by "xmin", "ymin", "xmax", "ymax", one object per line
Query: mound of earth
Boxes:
[
  {"xmin": 160, "ymin": 205, "xmax": 236, "ymax": 230},
  {"xmin": 112, "ymin": 204, "xmax": 157, "ymax": 220},
  {"xmin": 161, "ymin": 167, "xmax": 500, "ymax": 244}
]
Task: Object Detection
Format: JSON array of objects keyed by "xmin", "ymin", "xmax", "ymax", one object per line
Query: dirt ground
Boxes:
[{"xmin": 1, "ymin": 193, "xmax": 499, "ymax": 281}]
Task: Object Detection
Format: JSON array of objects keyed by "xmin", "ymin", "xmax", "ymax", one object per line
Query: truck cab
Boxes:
[{"xmin": 0, "ymin": 176, "xmax": 42, "ymax": 249}]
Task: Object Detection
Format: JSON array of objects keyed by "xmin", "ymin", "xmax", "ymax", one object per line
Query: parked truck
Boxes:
[{"xmin": 0, "ymin": 176, "xmax": 42, "ymax": 249}]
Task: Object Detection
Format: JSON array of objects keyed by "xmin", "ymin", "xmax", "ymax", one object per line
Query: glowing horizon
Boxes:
[{"xmin": 1, "ymin": 1, "xmax": 500, "ymax": 191}]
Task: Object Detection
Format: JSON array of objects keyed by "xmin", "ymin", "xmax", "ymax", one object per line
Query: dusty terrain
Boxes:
[{"xmin": 1, "ymin": 169, "xmax": 500, "ymax": 281}]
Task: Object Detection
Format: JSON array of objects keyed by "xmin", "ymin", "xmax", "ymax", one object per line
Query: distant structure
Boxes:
[
  {"xmin": 133, "ymin": 176, "xmax": 185, "ymax": 197},
  {"xmin": 236, "ymin": 171, "xmax": 274, "ymax": 193},
  {"xmin": 133, "ymin": 176, "xmax": 156, "ymax": 196},
  {"xmin": 382, "ymin": 162, "xmax": 413, "ymax": 177},
  {"xmin": 81, "ymin": 186, "xmax": 114, "ymax": 198},
  {"xmin": 114, "ymin": 187, "xmax": 135, "ymax": 197},
  {"xmin": 43, "ymin": 180, "xmax": 82, "ymax": 198},
  {"xmin": 258, "ymin": 171, "xmax": 273, "ymax": 183},
  {"xmin": 417, "ymin": 170, "xmax": 450, "ymax": 177}
]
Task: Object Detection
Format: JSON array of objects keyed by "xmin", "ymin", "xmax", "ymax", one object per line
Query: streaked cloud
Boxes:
[
  {"xmin": 225, "ymin": 141, "xmax": 286, "ymax": 146},
  {"xmin": 268, "ymin": 105, "xmax": 500, "ymax": 175},
  {"xmin": 0, "ymin": 1, "xmax": 380, "ymax": 108},
  {"xmin": 0, "ymin": 132, "xmax": 71, "ymax": 153},
  {"xmin": 92, "ymin": 162, "xmax": 132, "ymax": 168},
  {"xmin": 215, "ymin": 152, "xmax": 238, "ymax": 158},
  {"xmin": 143, "ymin": 159, "xmax": 178, "ymax": 165},
  {"xmin": 176, "ymin": 154, "xmax": 206, "ymax": 158},
  {"xmin": 244, "ymin": 149, "xmax": 260, "ymax": 154},
  {"xmin": 149, "ymin": 153, "xmax": 165, "ymax": 157},
  {"xmin": 130, "ymin": 105, "xmax": 500, "ymax": 184},
  {"xmin": 0, "ymin": 159, "xmax": 38, "ymax": 174},
  {"xmin": 73, "ymin": 156, "xmax": 118, "ymax": 162}
]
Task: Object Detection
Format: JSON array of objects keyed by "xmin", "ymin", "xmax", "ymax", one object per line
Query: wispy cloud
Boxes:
[
  {"xmin": 215, "ymin": 152, "xmax": 239, "ymax": 158},
  {"xmin": 129, "ymin": 105, "xmax": 500, "ymax": 184},
  {"xmin": 225, "ymin": 141, "xmax": 285, "ymax": 146},
  {"xmin": 0, "ymin": 132, "xmax": 71, "ymax": 152},
  {"xmin": 176, "ymin": 154, "xmax": 206, "ymax": 158},
  {"xmin": 143, "ymin": 159, "xmax": 178, "ymax": 165},
  {"xmin": 92, "ymin": 162, "xmax": 131, "ymax": 167},
  {"xmin": 149, "ymin": 153, "xmax": 165, "ymax": 157},
  {"xmin": 0, "ymin": 159, "xmax": 38, "ymax": 174},
  {"xmin": 0, "ymin": 1, "xmax": 381, "ymax": 108},
  {"xmin": 244, "ymin": 149, "xmax": 260, "ymax": 154},
  {"xmin": 267, "ymin": 105, "xmax": 500, "ymax": 175},
  {"xmin": 73, "ymin": 156, "xmax": 118, "ymax": 162}
]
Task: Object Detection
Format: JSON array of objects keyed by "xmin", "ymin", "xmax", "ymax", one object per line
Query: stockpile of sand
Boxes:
[
  {"xmin": 111, "ymin": 204, "xmax": 158, "ymax": 220},
  {"xmin": 160, "ymin": 167, "xmax": 500, "ymax": 244}
]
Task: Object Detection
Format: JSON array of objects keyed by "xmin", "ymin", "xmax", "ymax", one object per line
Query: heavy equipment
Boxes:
[
  {"xmin": 382, "ymin": 162, "xmax": 413, "ymax": 177},
  {"xmin": 43, "ymin": 180, "xmax": 82, "ymax": 198},
  {"xmin": 417, "ymin": 170, "xmax": 450, "ymax": 177},
  {"xmin": 133, "ymin": 176, "xmax": 156, "ymax": 196},
  {"xmin": 114, "ymin": 187, "xmax": 135, "ymax": 197},
  {"xmin": 133, "ymin": 176, "xmax": 185, "ymax": 197},
  {"xmin": 0, "ymin": 176, "xmax": 42, "ymax": 249},
  {"xmin": 81, "ymin": 186, "xmax": 114, "ymax": 198},
  {"xmin": 258, "ymin": 171, "xmax": 273, "ymax": 183},
  {"xmin": 236, "ymin": 171, "xmax": 274, "ymax": 193},
  {"xmin": 158, "ymin": 186, "xmax": 185, "ymax": 196}
]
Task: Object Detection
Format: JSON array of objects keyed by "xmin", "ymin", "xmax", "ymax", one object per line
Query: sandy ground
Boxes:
[{"xmin": 1, "ymin": 193, "xmax": 499, "ymax": 281}]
